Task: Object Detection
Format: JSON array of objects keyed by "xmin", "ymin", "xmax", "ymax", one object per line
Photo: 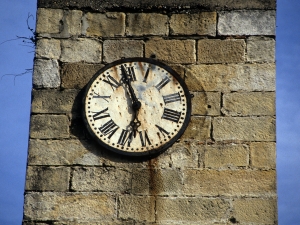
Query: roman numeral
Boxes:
[
  {"xmin": 121, "ymin": 65, "xmax": 136, "ymax": 81},
  {"xmin": 161, "ymin": 108, "xmax": 181, "ymax": 123},
  {"xmin": 93, "ymin": 92, "xmax": 110, "ymax": 102},
  {"xmin": 139, "ymin": 130, "xmax": 151, "ymax": 147},
  {"xmin": 163, "ymin": 92, "xmax": 181, "ymax": 104},
  {"xmin": 155, "ymin": 125, "xmax": 170, "ymax": 137},
  {"xmin": 92, "ymin": 108, "xmax": 110, "ymax": 120},
  {"xmin": 103, "ymin": 75, "xmax": 120, "ymax": 90},
  {"xmin": 155, "ymin": 76, "xmax": 170, "ymax": 91},
  {"xmin": 143, "ymin": 67, "xmax": 150, "ymax": 83},
  {"xmin": 99, "ymin": 119, "xmax": 119, "ymax": 139},
  {"xmin": 117, "ymin": 129, "xmax": 134, "ymax": 146}
]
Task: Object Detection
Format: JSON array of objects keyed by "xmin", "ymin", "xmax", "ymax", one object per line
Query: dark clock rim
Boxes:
[{"xmin": 82, "ymin": 57, "xmax": 192, "ymax": 157}]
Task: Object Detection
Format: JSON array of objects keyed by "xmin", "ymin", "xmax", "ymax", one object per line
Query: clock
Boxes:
[{"xmin": 83, "ymin": 57, "xmax": 191, "ymax": 157}]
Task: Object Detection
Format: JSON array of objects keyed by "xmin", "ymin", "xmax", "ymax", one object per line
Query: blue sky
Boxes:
[{"xmin": 0, "ymin": 0, "xmax": 299, "ymax": 224}]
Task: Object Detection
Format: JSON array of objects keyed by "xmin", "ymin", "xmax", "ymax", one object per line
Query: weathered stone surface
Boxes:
[
  {"xmin": 145, "ymin": 39, "xmax": 196, "ymax": 64},
  {"xmin": 38, "ymin": 0, "xmax": 276, "ymax": 11},
  {"xmin": 119, "ymin": 196, "xmax": 155, "ymax": 222},
  {"xmin": 213, "ymin": 116, "xmax": 275, "ymax": 141},
  {"xmin": 28, "ymin": 139, "xmax": 101, "ymax": 166},
  {"xmin": 181, "ymin": 116, "xmax": 211, "ymax": 141},
  {"xmin": 31, "ymin": 89, "xmax": 80, "ymax": 114},
  {"xmin": 103, "ymin": 40, "xmax": 144, "ymax": 63},
  {"xmin": 191, "ymin": 92, "xmax": 220, "ymax": 115},
  {"xmin": 83, "ymin": 12, "xmax": 125, "ymax": 37},
  {"xmin": 167, "ymin": 142, "xmax": 199, "ymax": 168},
  {"xmin": 184, "ymin": 170, "xmax": 276, "ymax": 196},
  {"xmin": 36, "ymin": 8, "xmax": 63, "ymax": 34},
  {"xmin": 222, "ymin": 92, "xmax": 275, "ymax": 116},
  {"xmin": 197, "ymin": 39, "xmax": 245, "ymax": 63},
  {"xmin": 247, "ymin": 36, "xmax": 275, "ymax": 62},
  {"xmin": 51, "ymin": 222, "xmax": 130, "ymax": 225},
  {"xmin": 33, "ymin": 59, "xmax": 60, "ymax": 88},
  {"xmin": 30, "ymin": 115, "xmax": 69, "ymax": 139},
  {"xmin": 204, "ymin": 144, "xmax": 249, "ymax": 169},
  {"xmin": 61, "ymin": 63, "xmax": 104, "ymax": 89},
  {"xmin": 250, "ymin": 142, "xmax": 276, "ymax": 169},
  {"xmin": 232, "ymin": 198, "xmax": 277, "ymax": 224},
  {"xmin": 218, "ymin": 10, "xmax": 276, "ymax": 35},
  {"xmin": 27, "ymin": 139, "xmax": 147, "ymax": 168},
  {"xmin": 72, "ymin": 167, "xmax": 131, "ymax": 192},
  {"xmin": 25, "ymin": 166, "xmax": 70, "ymax": 191},
  {"xmin": 61, "ymin": 39, "xmax": 102, "ymax": 63},
  {"xmin": 168, "ymin": 64, "xmax": 185, "ymax": 78},
  {"xmin": 24, "ymin": 192, "xmax": 115, "ymax": 221},
  {"xmin": 131, "ymin": 169, "xmax": 183, "ymax": 195},
  {"xmin": 185, "ymin": 63, "xmax": 275, "ymax": 92},
  {"xmin": 170, "ymin": 12, "xmax": 216, "ymax": 36},
  {"xmin": 156, "ymin": 197, "xmax": 230, "ymax": 222},
  {"xmin": 35, "ymin": 39, "xmax": 61, "ymax": 59},
  {"xmin": 126, "ymin": 13, "xmax": 168, "ymax": 36},
  {"xmin": 61, "ymin": 10, "xmax": 83, "ymax": 37}
]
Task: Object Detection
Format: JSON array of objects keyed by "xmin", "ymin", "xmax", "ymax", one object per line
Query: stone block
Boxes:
[
  {"xmin": 204, "ymin": 144, "xmax": 249, "ymax": 169},
  {"xmin": 27, "ymin": 139, "xmax": 146, "ymax": 168},
  {"xmin": 145, "ymin": 39, "xmax": 196, "ymax": 64},
  {"xmin": 103, "ymin": 40, "xmax": 144, "ymax": 63},
  {"xmin": 28, "ymin": 139, "xmax": 101, "ymax": 166},
  {"xmin": 168, "ymin": 64, "xmax": 185, "ymax": 78},
  {"xmin": 71, "ymin": 167, "xmax": 131, "ymax": 192},
  {"xmin": 170, "ymin": 12, "xmax": 216, "ymax": 36},
  {"xmin": 184, "ymin": 169, "xmax": 276, "ymax": 196},
  {"xmin": 126, "ymin": 13, "xmax": 168, "ymax": 36},
  {"xmin": 197, "ymin": 39, "xmax": 245, "ymax": 63},
  {"xmin": 23, "ymin": 192, "xmax": 115, "ymax": 221},
  {"xmin": 232, "ymin": 198, "xmax": 277, "ymax": 224},
  {"xmin": 36, "ymin": 8, "xmax": 63, "ymax": 34},
  {"xmin": 33, "ymin": 59, "xmax": 60, "ymax": 88},
  {"xmin": 31, "ymin": 89, "xmax": 80, "ymax": 114},
  {"xmin": 250, "ymin": 142, "xmax": 276, "ymax": 169},
  {"xmin": 131, "ymin": 169, "xmax": 183, "ymax": 195},
  {"xmin": 83, "ymin": 12, "xmax": 125, "ymax": 37},
  {"xmin": 30, "ymin": 115, "xmax": 69, "ymax": 139},
  {"xmin": 62, "ymin": 10, "xmax": 83, "ymax": 37},
  {"xmin": 61, "ymin": 63, "xmax": 104, "ymax": 89},
  {"xmin": 222, "ymin": 92, "xmax": 275, "ymax": 116},
  {"xmin": 156, "ymin": 197, "xmax": 230, "ymax": 222},
  {"xmin": 213, "ymin": 116, "xmax": 275, "ymax": 141},
  {"xmin": 181, "ymin": 116, "xmax": 211, "ymax": 141},
  {"xmin": 25, "ymin": 166, "xmax": 70, "ymax": 191},
  {"xmin": 118, "ymin": 195, "xmax": 155, "ymax": 222},
  {"xmin": 247, "ymin": 36, "xmax": 275, "ymax": 62},
  {"xmin": 191, "ymin": 92, "xmax": 220, "ymax": 115},
  {"xmin": 167, "ymin": 142, "xmax": 199, "ymax": 168},
  {"xmin": 35, "ymin": 39, "xmax": 61, "ymax": 59},
  {"xmin": 218, "ymin": 10, "xmax": 276, "ymax": 35},
  {"xmin": 185, "ymin": 63, "xmax": 275, "ymax": 92},
  {"xmin": 61, "ymin": 38, "xmax": 102, "ymax": 63}
]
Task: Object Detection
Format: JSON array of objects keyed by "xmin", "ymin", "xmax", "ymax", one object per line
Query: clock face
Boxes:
[{"xmin": 83, "ymin": 58, "xmax": 191, "ymax": 157}]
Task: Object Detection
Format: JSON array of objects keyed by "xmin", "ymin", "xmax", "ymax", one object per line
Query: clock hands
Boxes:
[{"xmin": 121, "ymin": 65, "xmax": 141, "ymax": 136}]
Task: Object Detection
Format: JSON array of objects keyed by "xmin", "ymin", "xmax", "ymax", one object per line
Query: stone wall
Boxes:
[{"xmin": 23, "ymin": 0, "xmax": 277, "ymax": 224}]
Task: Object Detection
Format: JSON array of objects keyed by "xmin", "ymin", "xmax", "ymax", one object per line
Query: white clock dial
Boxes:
[{"xmin": 83, "ymin": 58, "xmax": 191, "ymax": 157}]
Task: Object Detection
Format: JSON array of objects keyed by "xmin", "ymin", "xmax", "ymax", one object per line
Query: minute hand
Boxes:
[{"xmin": 121, "ymin": 65, "xmax": 141, "ymax": 110}]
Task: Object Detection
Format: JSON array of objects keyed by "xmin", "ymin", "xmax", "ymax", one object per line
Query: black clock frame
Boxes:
[{"xmin": 82, "ymin": 57, "xmax": 192, "ymax": 157}]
